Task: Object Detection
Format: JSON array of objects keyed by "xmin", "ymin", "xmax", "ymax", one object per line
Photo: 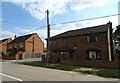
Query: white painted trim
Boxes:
[
  {"xmin": 0, "ymin": 73, "xmax": 23, "ymax": 81},
  {"xmin": 107, "ymin": 24, "xmax": 112, "ymax": 61}
]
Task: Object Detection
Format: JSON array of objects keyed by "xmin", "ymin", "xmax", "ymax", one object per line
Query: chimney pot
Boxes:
[{"xmin": 14, "ymin": 35, "xmax": 17, "ymax": 39}]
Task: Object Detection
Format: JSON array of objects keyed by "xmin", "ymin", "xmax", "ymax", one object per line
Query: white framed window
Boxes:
[
  {"xmin": 88, "ymin": 51, "xmax": 96, "ymax": 59},
  {"xmin": 60, "ymin": 52, "xmax": 66, "ymax": 60},
  {"xmin": 89, "ymin": 51, "xmax": 96, "ymax": 59},
  {"xmin": 88, "ymin": 51, "xmax": 101, "ymax": 60},
  {"xmin": 87, "ymin": 36, "xmax": 89, "ymax": 42},
  {"xmin": 60, "ymin": 52, "xmax": 64, "ymax": 55},
  {"xmin": 50, "ymin": 41, "xmax": 52, "ymax": 45},
  {"xmin": 34, "ymin": 42, "xmax": 36, "ymax": 47},
  {"xmin": 19, "ymin": 42, "xmax": 23, "ymax": 47},
  {"xmin": 87, "ymin": 34, "xmax": 97, "ymax": 42},
  {"xmin": 53, "ymin": 40, "xmax": 56, "ymax": 45},
  {"xmin": 50, "ymin": 40, "xmax": 56, "ymax": 45},
  {"xmin": 9, "ymin": 44, "xmax": 12, "ymax": 49},
  {"xmin": 95, "ymin": 52, "xmax": 101, "ymax": 59},
  {"xmin": 95, "ymin": 36, "xmax": 98, "ymax": 42},
  {"xmin": 15, "ymin": 44, "xmax": 17, "ymax": 48}
]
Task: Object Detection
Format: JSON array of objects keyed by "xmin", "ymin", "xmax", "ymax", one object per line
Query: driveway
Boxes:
[{"xmin": 1, "ymin": 60, "xmax": 119, "ymax": 81}]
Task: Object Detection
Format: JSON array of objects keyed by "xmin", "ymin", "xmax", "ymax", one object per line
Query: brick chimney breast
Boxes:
[{"xmin": 14, "ymin": 35, "xmax": 17, "ymax": 39}]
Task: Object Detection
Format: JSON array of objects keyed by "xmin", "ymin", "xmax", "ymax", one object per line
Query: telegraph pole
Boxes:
[{"xmin": 46, "ymin": 10, "xmax": 50, "ymax": 66}]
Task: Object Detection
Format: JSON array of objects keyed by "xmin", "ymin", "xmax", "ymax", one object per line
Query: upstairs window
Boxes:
[
  {"xmin": 50, "ymin": 40, "xmax": 56, "ymax": 45},
  {"xmin": 8, "ymin": 44, "xmax": 12, "ymax": 49},
  {"xmin": 15, "ymin": 44, "xmax": 17, "ymax": 48},
  {"xmin": 34, "ymin": 42, "xmax": 36, "ymax": 47},
  {"xmin": 63, "ymin": 38, "xmax": 66, "ymax": 43},
  {"xmin": 63, "ymin": 38, "xmax": 67, "ymax": 45},
  {"xmin": 87, "ymin": 34, "xmax": 97, "ymax": 42},
  {"xmin": 19, "ymin": 43, "xmax": 23, "ymax": 47}
]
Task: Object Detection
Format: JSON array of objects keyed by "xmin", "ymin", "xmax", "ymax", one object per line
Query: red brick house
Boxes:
[
  {"xmin": 0, "ymin": 38, "xmax": 12, "ymax": 55},
  {"xmin": 7, "ymin": 33, "xmax": 44, "ymax": 56},
  {"xmin": 49, "ymin": 22, "xmax": 115, "ymax": 64}
]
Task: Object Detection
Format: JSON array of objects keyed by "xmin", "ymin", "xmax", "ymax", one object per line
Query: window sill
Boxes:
[
  {"xmin": 95, "ymin": 58, "xmax": 101, "ymax": 60},
  {"xmin": 88, "ymin": 59, "xmax": 92, "ymax": 60}
]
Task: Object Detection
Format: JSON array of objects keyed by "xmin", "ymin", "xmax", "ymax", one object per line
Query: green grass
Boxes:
[
  {"xmin": 22, "ymin": 61, "xmax": 120, "ymax": 78},
  {"xmin": 73, "ymin": 68, "xmax": 120, "ymax": 78}
]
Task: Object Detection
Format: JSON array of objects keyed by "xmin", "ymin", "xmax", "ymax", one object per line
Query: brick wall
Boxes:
[
  {"xmin": 60, "ymin": 60, "xmax": 120, "ymax": 70},
  {"xmin": 50, "ymin": 32, "xmax": 112, "ymax": 62},
  {"xmin": 2, "ymin": 56, "xmax": 16, "ymax": 60},
  {"xmin": 66, "ymin": 32, "xmax": 109, "ymax": 61},
  {"xmin": 9, "ymin": 43, "xmax": 25, "ymax": 51},
  {"xmin": 0, "ymin": 38, "xmax": 12, "ymax": 54},
  {"xmin": 25, "ymin": 33, "xmax": 44, "ymax": 53}
]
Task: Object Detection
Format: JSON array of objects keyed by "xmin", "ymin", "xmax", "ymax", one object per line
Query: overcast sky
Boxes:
[{"xmin": 1, "ymin": 0, "xmax": 119, "ymax": 47}]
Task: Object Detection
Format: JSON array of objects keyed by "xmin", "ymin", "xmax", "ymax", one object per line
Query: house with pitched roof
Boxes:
[
  {"xmin": 49, "ymin": 22, "xmax": 115, "ymax": 64},
  {"xmin": 7, "ymin": 33, "xmax": 44, "ymax": 58},
  {"xmin": 0, "ymin": 38, "xmax": 12, "ymax": 55}
]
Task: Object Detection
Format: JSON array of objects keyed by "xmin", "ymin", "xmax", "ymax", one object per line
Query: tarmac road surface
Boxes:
[{"xmin": 1, "ymin": 60, "xmax": 119, "ymax": 81}]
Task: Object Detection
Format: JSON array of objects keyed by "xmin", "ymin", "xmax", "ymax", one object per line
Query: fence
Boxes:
[{"xmin": 22, "ymin": 52, "xmax": 42, "ymax": 60}]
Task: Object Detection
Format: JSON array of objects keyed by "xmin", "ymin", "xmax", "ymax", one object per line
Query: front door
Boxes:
[{"xmin": 19, "ymin": 54, "xmax": 22, "ymax": 59}]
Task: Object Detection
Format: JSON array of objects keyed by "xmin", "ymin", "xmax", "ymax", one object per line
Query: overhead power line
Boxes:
[
  {"xmin": 22, "ymin": 25, "xmax": 47, "ymax": 35},
  {"xmin": 3, "ymin": 20, "xmax": 41, "ymax": 27},
  {"xmin": 3, "ymin": 13, "xmax": 119, "ymax": 27},
  {"xmin": 2, "ymin": 13, "xmax": 120, "ymax": 34},
  {"xmin": 50, "ymin": 13, "xmax": 120, "ymax": 26}
]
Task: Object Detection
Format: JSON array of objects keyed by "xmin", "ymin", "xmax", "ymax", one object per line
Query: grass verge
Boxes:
[{"xmin": 22, "ymin": 61, "xmax": 120, "ymax": 78}]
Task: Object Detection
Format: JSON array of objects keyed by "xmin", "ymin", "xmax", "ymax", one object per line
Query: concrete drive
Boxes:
[{"xmin": 1, "ymin": 60, "xmax": 119, "ymax": 81}]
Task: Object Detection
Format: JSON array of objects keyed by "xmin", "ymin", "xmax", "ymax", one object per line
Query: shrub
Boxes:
[
  {"xmin": 1, "ymin": 52, "xmax": 6, "ymax": 56},
  {"xmin": 9, "ymin": 52, "xmax": 16, "ymax": 56}
]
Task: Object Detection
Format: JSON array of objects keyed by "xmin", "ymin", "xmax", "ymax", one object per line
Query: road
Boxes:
[{"xmin": 0, "ymin": 60, "xmax": 119, "ymax": 81}]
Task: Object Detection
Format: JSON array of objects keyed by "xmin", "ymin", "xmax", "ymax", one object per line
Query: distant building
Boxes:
[
  {"xmin": 7, "ymin": 33, "xmax": 44, "ymax": 55},
  {"xmin": 49, "ymin": 22, "xmax": 115, "ymax": 63},
  {"xmin": 0, "ymin": 38, "xmax": 12, "ymax": 55}
]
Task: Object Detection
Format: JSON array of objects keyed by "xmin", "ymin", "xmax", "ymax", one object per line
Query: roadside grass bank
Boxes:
[{"xmin": 21, "ymin": 61, "xmax": 120, "ymax": 78}]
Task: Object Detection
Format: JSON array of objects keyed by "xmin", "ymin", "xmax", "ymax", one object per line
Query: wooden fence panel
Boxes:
[{"xmin": 22, "ymin": 52, "xmax": 42, "ymax": 60}]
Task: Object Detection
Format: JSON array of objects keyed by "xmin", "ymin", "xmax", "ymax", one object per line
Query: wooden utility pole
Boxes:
[
  {"xmin": 46, "ymin": 10, "xmax": 50, "ymax": 66},
  {"xmin": 33, "ymin": 37, "xmax": 34, "ymax": 52}
]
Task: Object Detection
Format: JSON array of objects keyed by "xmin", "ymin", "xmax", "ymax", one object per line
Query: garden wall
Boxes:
[
  {"xmin": 61, "ymin": 60, "xmax": 120, "ymax": 70},
  {"xmin": 2, "ymin": 56, "xmax": 16, "ymax": 60}
]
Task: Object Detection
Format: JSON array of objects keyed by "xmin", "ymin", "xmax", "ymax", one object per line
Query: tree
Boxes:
[{"xmin": 113, "ymin": 25, "xmax": 120, "ymax": 59}]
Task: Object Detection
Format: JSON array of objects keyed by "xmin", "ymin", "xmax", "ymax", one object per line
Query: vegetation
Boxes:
[
  {"xmin": 22, "ymin": 61, "xmax": 120, "ymax": 78},
  {"xmin": 113, "ymin": 25, "xmax": 120, "ymax": 59},
  {"xmin": 9, "ymin": 51, "xmax": 16, "ymax": 56},
  {"xmin": 1, "ymin": 52, "xmax": 6, "ymax": 56},
  {"xmin": 18, "ymin": 48, "xmax": 24, "ymax": 51}
]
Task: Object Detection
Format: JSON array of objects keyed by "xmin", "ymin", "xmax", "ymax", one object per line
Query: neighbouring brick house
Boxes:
[
  {"xmin": 0, "ymin": 38, "xmax": 12, "ymax": 55},
  {"xmin": 7, "ymin": 33, "xmax": 44, "ymax": 58},
  {"xmin": 49, "ymin": 22, "xmax": 116, "ymax": 64}
]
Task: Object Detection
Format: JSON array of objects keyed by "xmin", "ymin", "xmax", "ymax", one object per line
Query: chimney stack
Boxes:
[{"xmin": 14, "ymin": 35, "xmax": 17, "ymax": 39}]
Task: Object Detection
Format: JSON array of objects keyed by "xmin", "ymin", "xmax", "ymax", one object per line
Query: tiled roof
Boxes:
[
  {"xmin": 54, "ymin": 45, "xmax": 74, "ymax": 52},
  {"xmin": 0, "ymin": 38, "xmax": 11, "ymax": 44},
  {"xmin": 50, "ymin": 23, "xmax": 109, "ymax": 39},
  {"xmin": 85, "ymin": 46, "xmax": 102, "ymax": 51},
  {"xmin": 8, "ymin": 33, "xmax": 34, "ymax": 44}
]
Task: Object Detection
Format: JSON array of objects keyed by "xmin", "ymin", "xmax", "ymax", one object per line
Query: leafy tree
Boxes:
[{"xmin": 113, "ymin": 25, "xmax": 120, "ymax": 59}]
